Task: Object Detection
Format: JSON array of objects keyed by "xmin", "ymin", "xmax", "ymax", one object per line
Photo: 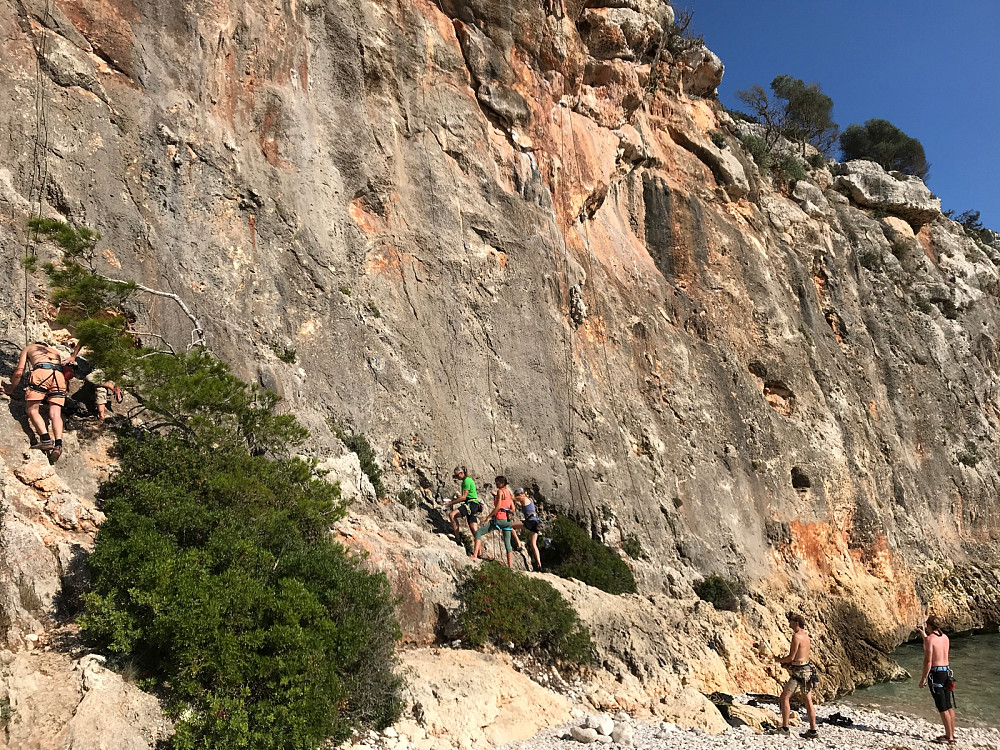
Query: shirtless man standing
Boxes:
[
  {"xmin": 918, "ymin": 615, "xmax": 957, "ymax": 744},
  {"xmin": 771, "ymin": 612, "xmax": 819, "ymax": 739},
  {"xmin": 3, "ymin": 342, "xmax": 70, "ymax": 461}
]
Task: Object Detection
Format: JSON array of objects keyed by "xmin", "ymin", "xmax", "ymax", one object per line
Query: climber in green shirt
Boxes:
[{"xmin": 443, "ymin": 466, "xmax": 482, "ymax": 539}]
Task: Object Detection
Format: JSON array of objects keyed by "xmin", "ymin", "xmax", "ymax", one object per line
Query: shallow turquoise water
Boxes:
[{"xmin": 840, "ymin": 631, "xmax": 1000, "ymax": 728}]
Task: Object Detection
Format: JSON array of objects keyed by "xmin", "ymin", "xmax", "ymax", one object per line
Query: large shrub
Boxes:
[
  {"xmin": 839, "ymin": 119, "xmax": 929, "ymax": 180},
  {"xmin": 546, "ymin": 516, "xmax": 637, "ymax": 595},
  {"xmin": 458, "ymin": 563, "xmax": 593, "ymax": 665},
  {"xmin": 31, "ymin": 220, "xmax": 405, "ymax": 749},
  {"xmin": 80, "ymin": 366, "xmax": 404, "ymax": 748}
]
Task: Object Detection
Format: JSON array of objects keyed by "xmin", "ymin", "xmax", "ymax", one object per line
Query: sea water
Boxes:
[{"xmin": 840, "ymin": 630, "xmax": 1000, "ymax": 728}]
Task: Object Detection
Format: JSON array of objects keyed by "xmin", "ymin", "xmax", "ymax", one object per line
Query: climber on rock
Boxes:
[
  {"xmin": 770, "ymin": 612, "xmax": 819, "ymax": 739},
  {"xmin": 469, "ymin": 475, "xmax": 516, "ymax": 568},
  {"xmin": 544, "ymin": 0, "xmax": 566, "ymax": 19},
  {"xmin": 3, "ymin": 341, "xmax": 71, "ymax": 461},
  {"xmin": 512, "ymin": 487, "xmax": 543, "ymax": 571},
  {"xmin": 444, "ymin": 466, "xmax": 482, "ymax": 541}
]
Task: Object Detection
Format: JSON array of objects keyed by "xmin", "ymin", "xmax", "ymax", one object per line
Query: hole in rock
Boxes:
[{"xmin": 790, "ymin": 466, "xmax": 811, "ymax": 491}]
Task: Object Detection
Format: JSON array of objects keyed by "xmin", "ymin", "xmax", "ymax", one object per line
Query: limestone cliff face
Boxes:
[{"xmin": 2, "ymin": 0, "xmax": 999, "ymax": 700}]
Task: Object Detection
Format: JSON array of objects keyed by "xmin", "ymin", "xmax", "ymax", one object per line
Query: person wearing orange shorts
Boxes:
[{"xmin": 3, "ymin": 342, "xmax": 69, "ymax": 461}]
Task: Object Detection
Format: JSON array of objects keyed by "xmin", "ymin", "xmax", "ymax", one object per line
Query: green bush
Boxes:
[
  {"xmin": 694, "ymin": 575, "xmax": 745, "ymax": 612},
  {"xmin": 546, "ymin": 516, "xmax": 637, "ymax": 595},
  {"xmin": 458, "ymin": 563, "xmax": 593, "ymax": 665},
  {"xmin": 82, "ymin": 424, "xmax": 403, "ymax": 748},
  {"xmin": 778, "ymin": 153, "xmax": 807, "ymax": 182},
  {"xmin": 332, "ymin": 427, "xmax": 386, "ymax": 499},
  {"xmin": 840, "ymin": 119, "xmax": 929, "ymax": 180},
  {"xmin": 807, "ymin": 152, "xmax": 826, "ymax": 169},
  {"xmin": 271, "ymin": 345, "xmax": 297, "ymax": 364},
  {"xmin": 737, "ymin": 75, "xmax": 838, "ymax": 156},
  {"xmin": 709, "ymin": 131, "xmax": 726, "ymax": 149},
  {"xmin": 739, "ymin": 134, "xmax": 773, "ymax": 170},
  {"xmin": 622, "ymin": 534, "xmax": 646, "ymax": 560}
]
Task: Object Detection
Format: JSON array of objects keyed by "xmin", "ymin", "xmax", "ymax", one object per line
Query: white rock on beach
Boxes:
[
  {"xmin": 611, "ymin": 722, "xmax": 634, "ymax": 746},
  {"xmin": 569, "ymin": 726, "xmax": 599, "ymax": 743}
]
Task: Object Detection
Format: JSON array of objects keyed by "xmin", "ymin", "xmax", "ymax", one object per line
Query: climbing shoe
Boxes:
[
  {"xmin": 48, "ymin": 445, "xmax": 63, "ymax": 463},
  {"xmin": 31, "ymin": 439, "xmax": 55, "ymax": 452},
  {"xmin": 800, "ymin": 729, "xmax": 818, "ymax": 740},
  {"xmin": 765, "ymin": 726, "xmax": 789, "ymax": 736}
]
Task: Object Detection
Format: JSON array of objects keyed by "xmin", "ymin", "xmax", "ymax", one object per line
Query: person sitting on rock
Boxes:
[
  {"xmin": 3, "ymin": 341, "xmax": 71, "ymax": 461},
  {"xmin": 469, "ymin": 475, "xmax": 516, "ymax": 568},
  {"xmin": 770, "ymin": 612, "xmax": 819, "ymax": 739},
  {"xmin": 443, "ymin": 466, "xmax": 482, "ymax": 542},
  {"xmin": 917, "ymin": 615, "xmax": 957, "ymax": 745},
  {"xmin": 511, "ymin": 487, "xmax": 542, "ymax": 571}
]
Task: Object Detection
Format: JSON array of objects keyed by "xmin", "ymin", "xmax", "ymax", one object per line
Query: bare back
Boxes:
[
  {"xmin": 789, "ymin": 629, "xmax": 811, "ymax": 664},
  {"xmin": 925, "ymin": 632, "xmax": 950, "ymax": 667},
  {"xmin": 25, "ymin": 343, "xmax": 61, "ymax": 366}
]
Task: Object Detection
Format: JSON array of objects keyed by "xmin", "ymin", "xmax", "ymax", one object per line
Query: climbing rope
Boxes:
[{"xmin": 21, "ymin": 0, "xmax": 56, "ymax": 345}]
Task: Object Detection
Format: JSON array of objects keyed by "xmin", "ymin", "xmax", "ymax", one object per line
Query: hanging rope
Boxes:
[{"xmin": 21, "ymin": 0, "xmax": 55, "ymax": 345}]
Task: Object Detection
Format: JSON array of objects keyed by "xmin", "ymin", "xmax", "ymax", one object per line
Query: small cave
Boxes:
[
  {"xmin": 747, "ymin": 363, "xmax": 797, "ymax": 418},
  {"xmin": 763, "ymin": 380, "xmax": 796, "ymax": 417},
  {"xmin": 790, "ymin": 466, "xmax": 811, "ymax": 491}
]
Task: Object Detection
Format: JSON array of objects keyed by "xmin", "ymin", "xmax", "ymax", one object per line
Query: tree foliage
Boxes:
[
  {"xmin": 737, "ymin": 75, "xmax": 838, "ymax": 156},
  {"xmin": 839, "ymin": 118, "xmax": 930, "ymax": 179}
]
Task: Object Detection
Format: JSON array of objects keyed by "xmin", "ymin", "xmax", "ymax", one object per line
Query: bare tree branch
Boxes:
[{"xmin": 103, "ymin": 276, "xmax": 205, "ymax": 348}]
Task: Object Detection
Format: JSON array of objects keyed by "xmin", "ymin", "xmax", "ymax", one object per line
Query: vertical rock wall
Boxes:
[{"xmin": 0, "ymin": 0, "xmax": 998, "ymax": 694}]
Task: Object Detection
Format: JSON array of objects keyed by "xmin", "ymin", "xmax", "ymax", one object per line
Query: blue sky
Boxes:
[{"xmin": 686, "ymin": 0, "xmax": 1000, "ymax": 229}]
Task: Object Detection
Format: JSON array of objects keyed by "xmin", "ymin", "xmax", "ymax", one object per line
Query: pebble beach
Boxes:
[{"xmin": 505, "ymin": 703, "xmax": 1000, "ymax": 750}]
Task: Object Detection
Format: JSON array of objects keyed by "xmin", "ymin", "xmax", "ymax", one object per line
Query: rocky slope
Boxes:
[{"xmin": 1, "ymin": 0, "xmax": 1000, "ymax": 742}]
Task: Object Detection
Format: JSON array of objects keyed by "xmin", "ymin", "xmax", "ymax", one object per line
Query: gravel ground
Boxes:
[{"xmin": 503, "ymin": 703, "xmax": 1000, "ymax": 750}]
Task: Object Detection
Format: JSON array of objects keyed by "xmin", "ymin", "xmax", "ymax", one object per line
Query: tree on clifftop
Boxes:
[
  {"xmin": 839, "ymin": 118, "xmax": 930, "ymax": 180},
  {"xmin": 737, "ymin": 75, "xmax": 839, "ymax": 156}
]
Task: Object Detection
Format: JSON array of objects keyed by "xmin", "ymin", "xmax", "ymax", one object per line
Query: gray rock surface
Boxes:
[
  {"xmin": 570, "ymin": 726, "xmax": 599, "ymax": 743},
  {"xmin": 679, "ymin": 46, "xmax": 725, "ymax": 96},
  {"xmin": 0, "ymin": 0, "xmax": 997, "ymax": 731},
  {"xmin": 1, "ymin": 651, "xmax": 171, "ymax": 750},
  {"xmin": 835, "ymin": 159, "xmax": 941, "ymax": 225}
]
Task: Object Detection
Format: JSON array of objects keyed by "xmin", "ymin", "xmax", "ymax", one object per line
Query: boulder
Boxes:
[
  {"xmin": 579, "ymin": 8, "xmax": 662, "ymax": 61},
  {"xmin": 591, "ymin": 0, "xmax": 674, "ymax": 26},
  {"xmin": 401, "ymin": 648, "xmax": 572, "ymax": 749},
  {"xmin": 585, "ymin": 713, "xmax": 615, "ymax": 736},
  {"xmin": 2, "ymin": 651, "xmax": 171, "ymax": 750},
  {"xmin": 611, "ymin": 722, "xmax": 635, "ymax": 745},
  {"xmin": 726, "ymin": 702, "xmax": 785, "ymax": 732},
  {"xmin": 570, "ymin": 726, "xmax": 600, "ymax": 743},
  {"xmin": 791, "ymin": 180, "xmax": 829, "ymax": 217},
  {"xmin": 880, "ymin": 216, "xmax": 915, "ymax": 241},
  {"xmin": 680, "ymin": 46, "xmax": 724, "ymax": 96},
  {"xmin": 313, "ymin": 453, "xmax": 376, "ymax": 503},
  {"xmin": 835, "ymin": 159, "xmax": 941, "ymax": 226}
]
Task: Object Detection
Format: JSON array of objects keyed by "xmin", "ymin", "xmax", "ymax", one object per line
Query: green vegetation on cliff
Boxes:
[
  {"xmin": 545, "ymin": 516, "xmax": 637, "ymax": 595},
  {"xmin": 840, "ymin": 118, "xmax": 930, "ymax": 180},
  {"xmin": 33, "ymin": 219, "xmax": 404, "ymax": 749},
  {"xmin": 737, "ymin": 74, "xmax": 839, "ymax": 155},
  {"xmin": 458, "ymin": 563, "xmax": 593, "ymax": 666}
]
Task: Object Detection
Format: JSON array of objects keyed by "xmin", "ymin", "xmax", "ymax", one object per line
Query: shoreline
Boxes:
[{"xmin": 504, "ymin": 702, "xmax": 1000, "ymax": 750}]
